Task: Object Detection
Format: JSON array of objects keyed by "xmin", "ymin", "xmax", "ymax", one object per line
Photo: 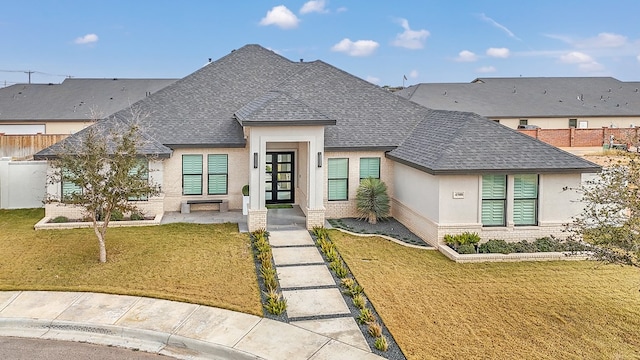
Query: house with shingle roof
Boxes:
[
  {"xmin": 397, "ymin": 77, "xmax": 640, "ymax": 129},
  {"xmin": 35, "ymin": 45, "xmax": 600, "ymax": 245},
  {"xmin": 0, "ymin": 78, "xmax": 177, "ymax": 135}
]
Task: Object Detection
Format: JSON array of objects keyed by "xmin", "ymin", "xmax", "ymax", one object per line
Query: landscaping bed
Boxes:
[{"xmin": 328, "ymin": 217, "xmax": 431, "ymax": 248}]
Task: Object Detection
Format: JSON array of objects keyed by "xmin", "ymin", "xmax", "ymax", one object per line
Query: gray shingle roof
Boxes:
[
  {"xmin": 33, "ymin": 113, "xmax": 172, "ymax": 159},
  {"xmin": 397, "ymin": 77, "xmax": 640, "ymax": 118},
  {"xmin": 42, "ymin": 44, "xmax": 600, "ymax": 174},
  {"xmin": 387, "ymin": 109, "xmax": 601, "ymax": 175},
  {"xmin": 234, "ymin": 90, "xmax": 336, "ymax": 126},
  {"xmin": 0, "ymin": 78, "xmax": 177, "ymax": 121}
]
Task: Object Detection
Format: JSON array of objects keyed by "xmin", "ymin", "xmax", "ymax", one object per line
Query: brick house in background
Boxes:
[{"xmin": 35, "ymin": 45, "xmax": 601, "ymax": 245}]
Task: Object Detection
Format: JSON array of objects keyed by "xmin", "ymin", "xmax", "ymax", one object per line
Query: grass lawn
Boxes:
[
  {"xmin": 0, "ymin": 208, "xmax": 262, "ymax": 316},
  {"xmin": 330, "ymin": 230, "xmax": 640, "ymax": 360}
]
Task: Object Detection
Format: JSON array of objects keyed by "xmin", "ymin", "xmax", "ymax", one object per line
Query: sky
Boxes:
[{"xmin": 1, "ymin": 0, "xmax": 640, "ymax": 88}]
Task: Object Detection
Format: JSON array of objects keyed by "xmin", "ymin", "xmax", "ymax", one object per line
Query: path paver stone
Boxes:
[
  {"xmin": 277, "ymin": 265, "xmax": 336, "ymax": 288},
  {"xmin": 282, "ymin": 288, "xmax": 351, "ymax": 318},
  {"xmin": 268, "ymin": 229, "xmax": 315, "ymax": 246},
  {"xmin": 272, "ymin": 246, "xmax": 324, "ymax": 266}
]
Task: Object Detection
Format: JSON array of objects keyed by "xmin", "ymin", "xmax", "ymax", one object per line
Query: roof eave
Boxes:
[{"xmin": 240, "ymin": 120, "xmax": 337, "ymax": 126}]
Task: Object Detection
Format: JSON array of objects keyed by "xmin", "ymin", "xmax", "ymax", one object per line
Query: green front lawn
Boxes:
[
  {"xmin": 0, "ymin": 209, "xmax": 262, "ymax": 315},
  {"xmin": 330, "ymin": 230, "xmax": 640, "ymax": 360}
]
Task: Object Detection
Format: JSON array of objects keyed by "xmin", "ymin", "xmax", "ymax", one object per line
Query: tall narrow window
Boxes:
[
  {"xmin": 328, "ymin": 158, "xmax": 348, "ymax": 201},
  {"xmin": 128, "ymin": 159, "xmax": 149, "ymax": 201},
  {"xmin": 359, "ymin": 157, "xmax": 380, "ymax": 180},
  {"xmin": 513, "ymin": 174, "xmax": 538, "ymax": 226},
  {"xmin": 482, "ymin": 174, "xmax": 507, "ymax": 226},
  {"xmin": 208, "ymin": 154, "xmax": 228, "ymax": 195},
  {"xmin": 182, "ymin": 155, "xmax": 202, "ymax": 195},
  {"xmin": 61, "ymin": 169, "xmax": 82, "ymax": 202}
]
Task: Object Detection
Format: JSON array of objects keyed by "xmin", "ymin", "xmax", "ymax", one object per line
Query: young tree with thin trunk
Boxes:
[
  {"xmin": 48, "ymin": 109, "xmax": 160, "ymax": 263},
  {"xmin": 567, "ymin": 155, "xmax": 640, "ymax": 267}
]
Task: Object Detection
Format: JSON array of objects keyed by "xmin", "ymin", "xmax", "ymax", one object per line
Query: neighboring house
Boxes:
[
  {"xmin": 0, "ymin": 78, "xmax": 177, "ymax": 135},
  {"xmin": 397, "ymin": 77, "xmax": 640, "ymax": 129},
  {"xmin": 35, "ymin": 45, "xmax": 600, "ymax": 245}
]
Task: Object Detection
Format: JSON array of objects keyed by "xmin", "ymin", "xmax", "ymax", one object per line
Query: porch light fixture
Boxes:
[
  {"xmin": 317, "ymin": 152, "xmax": 323, "ymax": 167},
  {"xmin": 253, "ymin": 152, "xmax": 258, "ymax": 169}
]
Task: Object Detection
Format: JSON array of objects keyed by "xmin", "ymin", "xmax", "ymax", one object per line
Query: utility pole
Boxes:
[{"xmin": 24, "ymin": 70, "xmax": 34, "ymax": 84}]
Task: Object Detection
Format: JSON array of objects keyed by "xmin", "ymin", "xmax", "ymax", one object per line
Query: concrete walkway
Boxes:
[
  {"xmin": 0, "ymin": 291, "xmax": 383, "ymax": 360},
  {"xmin": 269, "ymin": 230, "xmax": 370, "ymax": 352}
]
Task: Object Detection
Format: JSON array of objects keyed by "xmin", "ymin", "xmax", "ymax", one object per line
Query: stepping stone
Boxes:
[
  {"xmin": 268, "ymin": 230, "xmax": 315, "ymax": 247},
  {"xmin": 277, "ymin": 265, "xmax": 336, "ymax": 289},
  {"xmin": 292, "ymin": 317, "xmax": 370, "ymax": 352},
  {"xmin": 272, "ymin": 247, "xmax": 324, "ymax": 266},
  {"xmin": 282, "ymin": 288, "xmax": 350, "ymax": 318}
]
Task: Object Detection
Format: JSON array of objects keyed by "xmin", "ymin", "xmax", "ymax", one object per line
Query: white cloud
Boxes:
[
  {"xmin": 331, "ymin": 38, "xmax": 379, "ymax": 57},
  {"xmin": 300, "ymin": 0, "xmax": 328, "ymax": 14},
  {"xmin": 392, "ymin": 18, "xmax": 429, "ymax": 49},
  {"xmin": 559, "ymin": 51, "xmax": 594, "ymax": 64},
  {"xmin": 409, "ymin": 70, "xmax": 419, "ymax": 78},
  {"xmin": 74, "ymin": 33, "xmax": 98, "ymax": 45},
  {"xmin": 559, "ymin": 51, "xmax": 604, "ymax": 73},
  {"xmin": 577, "ymin": 32, "xmax": 628, "ymax": 48},
  {"xmin": 478, "ymin": 13, "xmax": 521, "ymax": 41},
  {"xmin": 476, "ymin": 66, "xmax": 497, "ymax": 73},
  {"xmin": 486, "ymin": 47, "xmax": 510, "ymax": 58},
  {"xmin": 637, "ymin": 54, "xmax": 640, "ymax": 63},
  {"xmin": 366, "ymin": 76, "xmax": 380, "ymax": 84},
  {"xmin": 455, "ymin": 50, "xmax": 478, "ymax": 62},
  {"xmin": 260, "ymin": 5, "xmax": 299, "ymax": 29}
]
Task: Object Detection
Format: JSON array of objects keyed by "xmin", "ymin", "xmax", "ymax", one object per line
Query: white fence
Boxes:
[{"xmin": 0, "ymin": 158, "xmax": 47, "ymax": 209}]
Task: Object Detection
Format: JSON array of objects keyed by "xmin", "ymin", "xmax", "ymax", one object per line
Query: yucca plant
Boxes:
[{"xmin": 356, "ymin": 177, "xmax": 390, "ymax": 224}]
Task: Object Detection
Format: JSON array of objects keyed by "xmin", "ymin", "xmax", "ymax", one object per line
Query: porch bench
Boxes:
[{"xmin": 181, "ymin": 199, "xmax": 228, "ymax": 214}]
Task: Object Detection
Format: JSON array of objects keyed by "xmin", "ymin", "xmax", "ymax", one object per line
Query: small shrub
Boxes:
[
  {"xmin": 51, "ymin": 216, "xmax": 69, "ymax": 223},
  {"xmin": 110, "ymin": 210, "xmax": 124, "ymax": 221},
  {"xmin": 511, "ymin": 240, "xmax": 537, "ymax": 253},
  {"xmin": 352, "ymin": 293, "xmax": 367, "ymax": 309},
  {"xmin": 251, "ymin": 228, "xmax": 269, "ymax": 239},
  {"xmin": 534, "ymin": 237, "xmax": 562, "ymax": 252},
  {"xmin": 344, "ymin": 283, "xmax": 364, "ymax": 297},
  {"xmin": 340, "ymin": 277, "xmax": 355, "ymax": 289},
  {"xmin": 317, "ymin": 238, "xmax": 334, "ymax": 253},
  {"xmin": 264, "ymin": 289, "xmax": 287, "ymax": 315},
  {"xmin": 357, "ymin": 307, "xmax": 376, "ymax": 324},
  {"xmin": 479, "ymin": 239, "xmax": 512, "ymax": 254},
  {"xmin": 374, "ymin": 335, "xmax": 389, "ymax": 351},
  {"xmin": 242, "ymin": 184, "xmax": 249, "ymax": 196},
  {"xmin": 330, "ymin": 260, "xmax": 349, "ymax": 278},
  {"xmin": 312, "ymin": 226, "xmax": 329, "ymax": 240},
  {"xmin": 324, "ymin": 246, "xmax": 339, "ymax": 262},
  {"xmin": 444, "ymin": 232, "xmax": 481, "ymax": 250},
  {"xmin": 261, "ymin": 266, "xmax": 278, "ymax": 291},
  {"xmin": 356, "ymin": 177, "xmax": 390, "ymax": 224},
  {"xmin": 457, "ymin": 243, "xmax": 476, "ymax": 254},
  {"xmin": 257, "ymin": 250, "xmax": 272, "ymax": 264},
  {"xmin": 129, "ymin": 212, "xmax": 144, "ymax": 221},
  {"xmin": 561, "ymin": 239, "xmax": 591, "ymax": 252},
  {"xmin": 368, "ymin": 322, "xmax": 382, "ymax": 337}
]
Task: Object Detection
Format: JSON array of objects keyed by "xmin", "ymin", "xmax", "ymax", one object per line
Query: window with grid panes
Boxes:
[
  {"xmin": 61, "ymin": 169, "xmax": 82, "ymax": 202},
  {"xmin": 128, "ymin": 159, "xmax": 149, "ymax": 201}
]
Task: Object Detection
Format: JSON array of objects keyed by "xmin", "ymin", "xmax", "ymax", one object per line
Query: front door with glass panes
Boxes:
[{"xmin": 265, "ymin": 152, "xmax": 295, "ymax": 204}]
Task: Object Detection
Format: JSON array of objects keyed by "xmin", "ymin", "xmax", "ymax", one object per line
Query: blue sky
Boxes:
[{"xmin": 1, "ymin": 0, "xmax": 640, "ymax": 87}]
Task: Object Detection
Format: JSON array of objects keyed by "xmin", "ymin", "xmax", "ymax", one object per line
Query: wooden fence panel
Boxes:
[{"xmin": 0, "ymin": 134, "xmax": 69, "ymax": 159}]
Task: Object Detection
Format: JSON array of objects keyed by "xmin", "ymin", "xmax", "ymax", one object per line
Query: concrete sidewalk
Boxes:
[{"xmin": 0, "ymin": 291, "xmax": 383, "ymax": 360}]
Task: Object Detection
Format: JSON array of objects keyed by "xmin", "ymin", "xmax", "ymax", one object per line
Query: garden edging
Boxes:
[
  {"xmin": 439, "ymin": 244, "xmax": 592, "ymax": 263},
  {"xmin": 330, "ymin": 228, "xmax": 436, "ymax": 250},
  {"xmin": 34, "ymin": 213, "xmax": 164, "ymax": 230}
]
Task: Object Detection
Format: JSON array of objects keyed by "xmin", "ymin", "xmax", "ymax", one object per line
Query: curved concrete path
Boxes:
[{"xmin": 0, "ymin": 291, "xmax": 383, "ymax": 360}]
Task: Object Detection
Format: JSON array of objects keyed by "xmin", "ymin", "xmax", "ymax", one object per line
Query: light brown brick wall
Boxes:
[{"xmin": 323, "ymin": 151, "xmax": 394, "ymax": 219}]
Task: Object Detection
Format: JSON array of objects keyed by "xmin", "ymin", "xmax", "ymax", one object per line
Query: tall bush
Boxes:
[{"xmin": 356, "ymin": 177, "xmax": 390, "ymax": 224}]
